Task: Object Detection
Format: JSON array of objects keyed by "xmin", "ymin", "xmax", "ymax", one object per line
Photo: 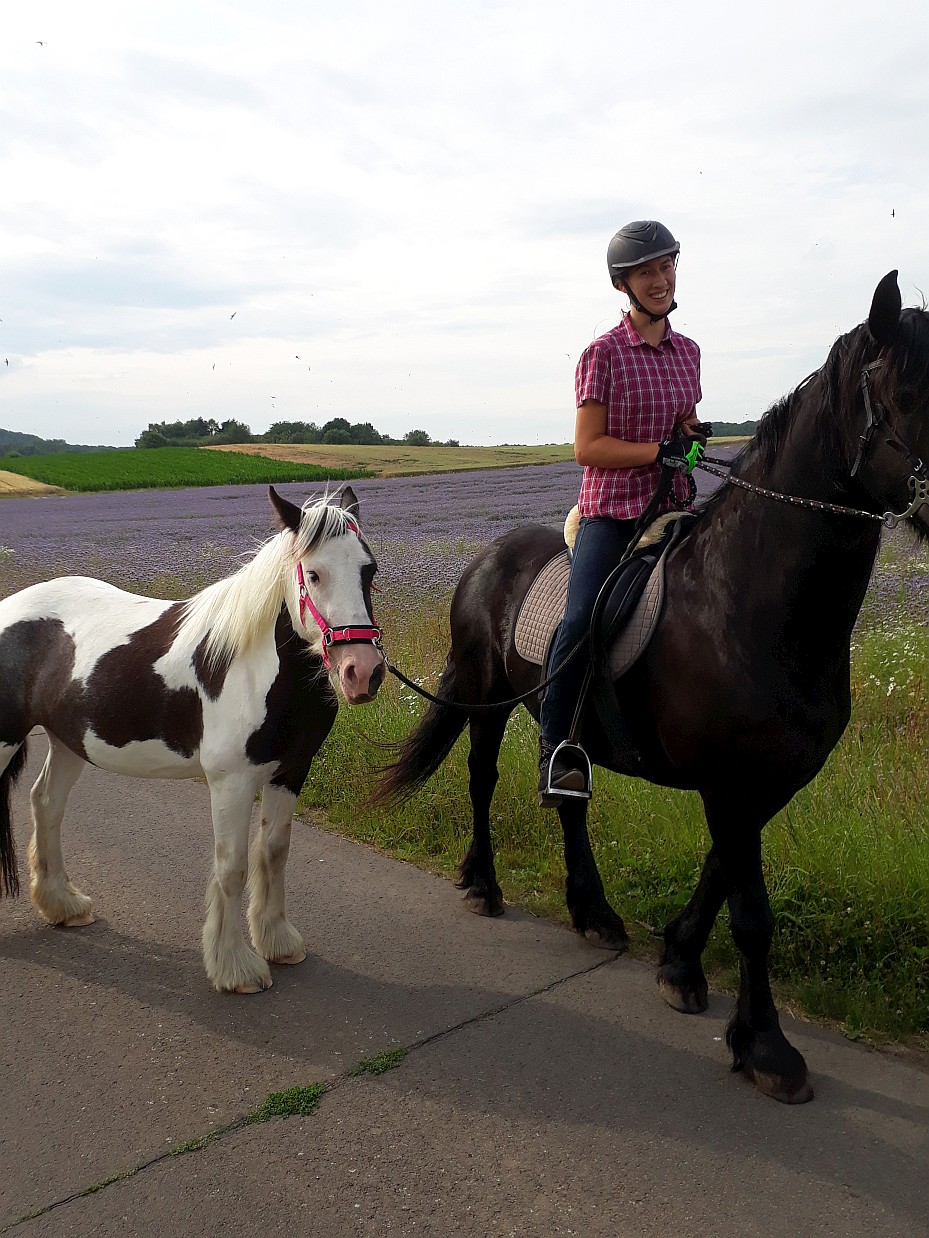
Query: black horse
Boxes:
[{"xmin": 376, "ymin": 273, "xmax": 929, "ymax": 1103}]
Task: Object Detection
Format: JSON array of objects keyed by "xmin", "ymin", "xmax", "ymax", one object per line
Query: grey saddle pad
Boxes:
[{"xmin": 514, "ymin": 540, "xmax": 670, "ymax": 678}]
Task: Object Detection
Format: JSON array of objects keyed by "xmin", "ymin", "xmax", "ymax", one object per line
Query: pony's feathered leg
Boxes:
[
  {"xmin": 0, "ymin": 740, "xmax": 28, "ymax": 897},
  {"xmin": 247, "ymin": 782, "xmax": 306, "ymax": 965},
  {"xmin": 203, "ymin": 771, "xmax": 272, "ymax": 994},
  {"xmin": 28, "ymin": 736, "xmax": 93, "ymax": 926}
]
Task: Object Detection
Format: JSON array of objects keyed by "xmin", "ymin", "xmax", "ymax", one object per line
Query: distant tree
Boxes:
[
  {"xmin": 322, "ymin": 427, "xmax": 352, "ymax": 444},
  {"xmin": 136, "ymin": 427, "xmax": 170, "ymax": 449},
  {"xmin": 349, "ymin": 421, "xmax": 382, "ymax": 445},
  {"xmin": 443, "ymin": 439, "xmax": 460, "ymax": 447},
  {"xmin": 403, "ymin": 429, "xmax": 432, "ymax": 446},
  {"xmin": 211, "ymin": 419, "xmax": 253, "ymax": 444},
  {"xmin": 321, "ymin": 417, "xmax": 353, "ymax": 439},
  {"xmin": 265, "ymin": 420, "xmax": 322, "ymax": 444}
]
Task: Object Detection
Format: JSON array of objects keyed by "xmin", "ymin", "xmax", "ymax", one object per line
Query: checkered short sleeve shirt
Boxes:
[{"xmin": 575, "ymin": 315, "xmax": 702, "ymax": 520}]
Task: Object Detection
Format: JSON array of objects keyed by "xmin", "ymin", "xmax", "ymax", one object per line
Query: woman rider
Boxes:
[{"xmin": 538, "ymin": 219, "xmax": 708, "ymax": 807}]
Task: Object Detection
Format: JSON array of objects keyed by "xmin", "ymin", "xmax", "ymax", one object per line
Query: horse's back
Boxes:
[{"xmin": 451, "ymin": 524, "xmax": 565, "ymax": 690}]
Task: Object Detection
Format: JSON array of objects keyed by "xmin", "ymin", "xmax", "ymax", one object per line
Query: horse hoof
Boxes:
[
  {"xmin": 656, "ymin": 964, "xmax": 708, "ymax": 1014},
  {"xmin": 61, "ymin": 911, "xmax": 96, "ymax": 927},
  {"xmin": 582, "ymin": 925, "xmax": 628, "ymax": 952},
  {"xmin": 462, "ymin": 888, "xmax": 505, "ymax": 917},
  {"xmin": 745, "ymin": 1063, "xmax": 814, "ymax": 1104},
  {"xmin": 272, "ymin": 949, "xmax": 307, "ymax": 965},
  {"xmin": 232, "ymin": 976, "xmax": 273, "ymax": 995}
]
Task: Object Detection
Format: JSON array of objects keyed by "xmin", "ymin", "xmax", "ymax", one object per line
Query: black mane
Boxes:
[{"xmin": 697, "ymin": 305, "xmax": 929, "ymax": 517}]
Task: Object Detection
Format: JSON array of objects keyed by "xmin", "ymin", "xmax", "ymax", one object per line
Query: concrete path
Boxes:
[{"xmin": 1, "ymin": 735, "xmax": 926, "ymax": 1237}]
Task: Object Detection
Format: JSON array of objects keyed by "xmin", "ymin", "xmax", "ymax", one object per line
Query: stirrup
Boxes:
[{"xmin": 543, "ymin": 740, "xmax": 592, "ymax": 801}]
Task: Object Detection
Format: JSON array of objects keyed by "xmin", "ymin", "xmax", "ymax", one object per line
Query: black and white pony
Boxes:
[{"xmin": 0, "ymin": 486, "xmax": 384, "ymax": 993}]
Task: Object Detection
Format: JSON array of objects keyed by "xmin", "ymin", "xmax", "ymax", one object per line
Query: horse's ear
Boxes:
[
  {"xmin": 868, "ymin": 271, "xmax": 902, "ymax": 346},
  {"xmin": 340, "ymin": 485, "xmax": 360, "ymax": 520},
  {"xmin": 268, "ymin": 485, "xmax": 302, "ymax": 533}
]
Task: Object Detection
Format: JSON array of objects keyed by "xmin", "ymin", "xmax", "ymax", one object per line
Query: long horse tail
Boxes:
[
  {"xmin": 0, "ymin": 740, "xmax": 27, "ymax": 897},
  {"xmin": 372, "ymin": 656, "xmax": 468, "ymax": 806}
]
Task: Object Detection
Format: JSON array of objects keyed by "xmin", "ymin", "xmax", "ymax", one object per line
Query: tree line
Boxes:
[{"xmin": 134, "ymin": 418, "xmax": 460, "ymax": 449}]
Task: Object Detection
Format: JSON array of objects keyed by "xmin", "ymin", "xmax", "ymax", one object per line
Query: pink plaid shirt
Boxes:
[{"xmin": 575, "ymin": 314, "xmax": 702, "ymax": 520}]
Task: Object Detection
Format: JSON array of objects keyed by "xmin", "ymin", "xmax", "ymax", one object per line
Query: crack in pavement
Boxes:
[{"xmin": 1, "ymin": 949, "xmax": 622, "ymax": 1232}]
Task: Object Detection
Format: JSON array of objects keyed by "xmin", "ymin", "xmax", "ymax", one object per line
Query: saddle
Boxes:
[
  {"xmin": 514, "ymin": 511, "xmax": 691, "ymax": 675},
  {"xmin": 515, "ymin": 511, "xmax": 695, "ymax": 774}
]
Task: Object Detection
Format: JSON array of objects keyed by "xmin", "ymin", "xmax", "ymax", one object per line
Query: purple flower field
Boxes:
[{"xmin": 1, "ymin": 455, "xmax": 926, "ymax": 627}]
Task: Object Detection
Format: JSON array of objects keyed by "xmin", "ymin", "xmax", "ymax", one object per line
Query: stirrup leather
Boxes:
[{"xmin": 543, "ymin": 740, "xmax": 592, "ymax": 800}]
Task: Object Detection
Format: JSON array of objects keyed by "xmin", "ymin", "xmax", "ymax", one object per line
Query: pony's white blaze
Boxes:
[
  {"xmin": 295, "ymin": 532, "xmax": 385, "ymax": 704},
  {"xmin": 0, "ymin": 485, "xmax": 382, "ymax": 994}
]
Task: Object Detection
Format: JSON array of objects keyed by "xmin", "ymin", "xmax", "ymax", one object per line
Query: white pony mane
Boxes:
[{"xmin": 175, "ymin": 497, "xmax": 358, "ymax": 668}]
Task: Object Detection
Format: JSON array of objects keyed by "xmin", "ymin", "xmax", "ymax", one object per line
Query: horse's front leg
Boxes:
[
  {"xmin": 203, "ymin": 772, "xmax": 272, "ymax": 994},
  {"xmin": 558, "ymin": 799, "xmax": 628, "ymax": 950},
  {"xmin": 706, "ymin": 797, "xmax": 813, "ymax": 1103},
  {"xmin": 656, "ymin": 845, "xmax": 726, "ymax": 1014},
  {"xmin": 247, "ymin": 782, "xmax": 306, "ymax": 966}
]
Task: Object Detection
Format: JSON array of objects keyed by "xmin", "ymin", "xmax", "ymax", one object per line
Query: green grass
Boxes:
[
  {"xmin": 349, "ymin": 1048, "xmax": 407, "ymax": 1076},
  {"xmin": 299, "ymin": 593, "xmax": 929, "ymax": 1049},
  {"xmin": 0, "ymin": 447, "xmax": 372, "ymax": 492},
  {"xmin": 247, "ymin": 1083, "xmax": 327, "ymax": 1121}
]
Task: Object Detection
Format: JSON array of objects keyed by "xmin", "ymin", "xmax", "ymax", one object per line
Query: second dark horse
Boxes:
[{"xmin": 376, "ymin": 274, "xmax": 929, "ymax": 1103}]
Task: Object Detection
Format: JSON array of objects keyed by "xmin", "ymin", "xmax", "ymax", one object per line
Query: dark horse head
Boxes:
[
  {"xmin": 373, "ymin": 272, "xmax": 929, "ymax": 1106},
  {"xmin": 733, "ymin": 270, "xmax": 929, "ymax": 538}
]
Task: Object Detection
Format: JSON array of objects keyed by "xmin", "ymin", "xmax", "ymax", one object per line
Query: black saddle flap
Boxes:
[{"xmin": 596, "ymin": 555, "xmax": 657, "ymax": 650}]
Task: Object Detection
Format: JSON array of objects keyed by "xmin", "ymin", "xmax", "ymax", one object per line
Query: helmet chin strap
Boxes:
[{"xmin": 624, "ymin": 286, "xmax": 677, "ymax": 324}]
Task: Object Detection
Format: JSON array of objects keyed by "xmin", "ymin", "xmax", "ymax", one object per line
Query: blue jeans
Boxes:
[{"xmin": 539, "ymin": 516, "xmax": 638, "ymax": 746}]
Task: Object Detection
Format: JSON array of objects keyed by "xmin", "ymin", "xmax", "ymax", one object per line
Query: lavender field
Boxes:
[{"xmin": 1, "ymin": 455, "xmax": 927, "ymax": 628}]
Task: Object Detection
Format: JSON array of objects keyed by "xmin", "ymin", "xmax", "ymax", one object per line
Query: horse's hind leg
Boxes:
[
  {"xmin": 247, "ymin": 782, "xmax": 306, "ymax": 966},
  {"xmin": 28, "ymin": 736, "xmax": 94, "ymax": 927},
  {"xmin": 456, "ymin": 710, "xmax": 511, "ymax": 917},
  {"xmin": 559, "ymin": 799, "xmax": 628, "ymax": 951},
  {"xmin": 656, "ymin": 845, "xmax": 726, "ymax": 1014},
  {"xmin": 203, "ymin": 773, "xmax": 272, "ymax": 994}
]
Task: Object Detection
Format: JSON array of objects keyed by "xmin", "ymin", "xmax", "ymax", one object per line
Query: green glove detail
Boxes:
[{"xmin": 684, "ymin": 438, "xmax": 705, "ymax": 473}]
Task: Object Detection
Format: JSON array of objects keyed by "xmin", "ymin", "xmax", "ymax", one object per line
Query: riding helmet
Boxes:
[{"xmin": 607, "ymin": 220, "xmax": 680, "ymax": 288}]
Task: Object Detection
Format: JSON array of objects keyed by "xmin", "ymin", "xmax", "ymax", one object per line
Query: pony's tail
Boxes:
[
  {"xmin": 0, "ymin": 740, "xmax": 27, "ymax": 897},
  {"xmin": 371, "ymin": 656, "xmax": 468, "ymax": 807}
]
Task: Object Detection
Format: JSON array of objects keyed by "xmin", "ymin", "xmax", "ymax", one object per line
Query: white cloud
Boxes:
[{"xmin": 1, "ymin": 0, "xmax": 928, "ymax": 446}]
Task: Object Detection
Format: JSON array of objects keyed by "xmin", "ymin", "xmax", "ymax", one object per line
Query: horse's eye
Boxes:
[{"xmin": 307, "ymin": 570, "xmax": 319, "ymax": 585}]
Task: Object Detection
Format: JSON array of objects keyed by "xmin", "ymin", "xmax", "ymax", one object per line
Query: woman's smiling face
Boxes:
[{"xmin": 621, "ymin": 253, "xmax": 677, "ymax": 317}]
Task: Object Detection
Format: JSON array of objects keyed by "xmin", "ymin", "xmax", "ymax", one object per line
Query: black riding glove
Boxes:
[{"xmin": 656, "ymin": 429, "xmax": 706, "ymax": 475}]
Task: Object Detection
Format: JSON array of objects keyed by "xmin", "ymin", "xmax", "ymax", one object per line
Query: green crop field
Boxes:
[{"xmin": 0, "ymin": 447, "xmax": 373, "ymax": 492}]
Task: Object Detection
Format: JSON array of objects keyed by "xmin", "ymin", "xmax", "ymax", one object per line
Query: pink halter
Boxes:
[{"xmin": 295, "ymin": 521, "xmax": 382, "ymax": 669}]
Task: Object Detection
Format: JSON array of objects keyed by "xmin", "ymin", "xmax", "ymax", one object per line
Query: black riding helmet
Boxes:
[{"xmin": 607, "ymin": 220, "xmax": 680, "ymax": 322}]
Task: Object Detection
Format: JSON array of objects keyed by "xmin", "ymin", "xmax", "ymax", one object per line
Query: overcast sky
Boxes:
[{"xmin": 1, "ymin": 1, "xmax": 927, "ymax": 448}]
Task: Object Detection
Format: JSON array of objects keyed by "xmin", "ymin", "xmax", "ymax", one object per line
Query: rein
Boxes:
[{"xmin": 296, "ymin": 521, "xmax": 383, "ymax": 668}]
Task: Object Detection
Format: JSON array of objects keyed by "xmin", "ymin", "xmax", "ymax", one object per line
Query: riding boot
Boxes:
[{"xmin": 538, "ymin": 737, "xmax": 591, "ymax": 809}]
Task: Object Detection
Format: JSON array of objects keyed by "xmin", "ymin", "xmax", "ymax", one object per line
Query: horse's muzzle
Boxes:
[{"xmin": 334, "ymin": 644, "xmax": 386, "ymax": 705}]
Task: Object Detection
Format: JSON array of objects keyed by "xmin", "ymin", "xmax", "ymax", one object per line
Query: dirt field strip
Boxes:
[{"xmin": 0, "ymin": 470, "xmax": 63, "ymax": 497}]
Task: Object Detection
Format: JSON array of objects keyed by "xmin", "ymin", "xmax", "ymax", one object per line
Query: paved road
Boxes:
[{"xmin": 1, "ymin": 735, "xmax": 927, "ymax": 1237}]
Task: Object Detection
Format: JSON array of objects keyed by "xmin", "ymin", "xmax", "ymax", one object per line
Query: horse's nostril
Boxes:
[{"xmin": 370, "ymin": 663, "xmax": 385, "ymax": 694}]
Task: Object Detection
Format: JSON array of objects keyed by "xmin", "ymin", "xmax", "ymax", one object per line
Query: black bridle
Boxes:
[{"xmin": 699, "ymin": 359, "xmax": 929, "ymax": 529}]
